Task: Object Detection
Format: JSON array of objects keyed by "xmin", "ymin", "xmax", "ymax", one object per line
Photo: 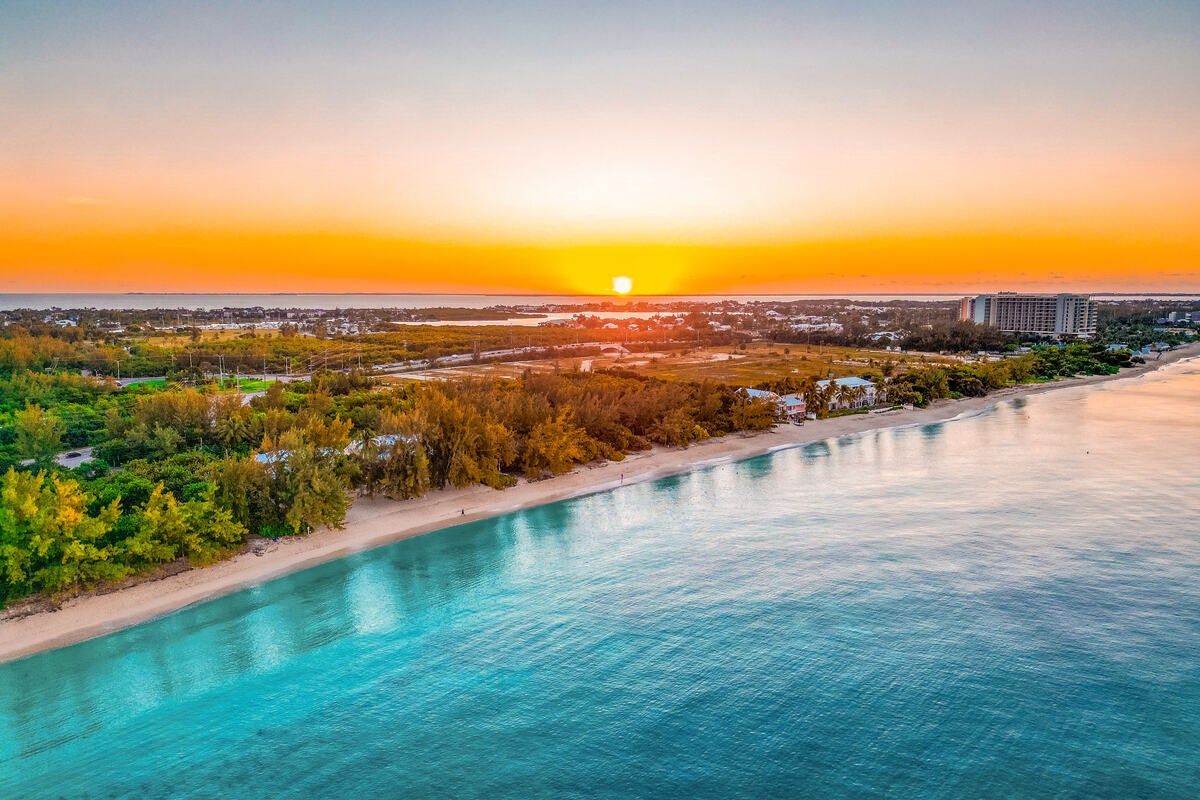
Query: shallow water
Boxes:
[{"xmin": 2, "ymin": 361, "xmax": 1199, "ymax": 799}]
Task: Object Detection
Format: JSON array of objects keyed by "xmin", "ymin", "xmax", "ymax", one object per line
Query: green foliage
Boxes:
[
  {"xmin": 522, "ymin": 410, "xmax": 590, "ymax": 477},
  {"xmin": 0, "ymin": 469, "xmax": 124, "ymax": 604},
  {"xmin": 15, "ymin": 403, "xmax": 65, "ymax": 469},
  {"xmin": 259, "ymin": 419, "xmax": 355, "ymax": 534},
  {"xmin": 889, "ymin": 342, "xmax": 1132, "ymax": 407},
  {"xmin": 1, "ymin": 329, "xmax": 1144, "ymax": 606}
]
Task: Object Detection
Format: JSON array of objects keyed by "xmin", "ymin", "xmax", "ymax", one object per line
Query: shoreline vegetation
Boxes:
[{"xmin": 2, "ymin": 342, "xmax": 1196, "ymax": 662}]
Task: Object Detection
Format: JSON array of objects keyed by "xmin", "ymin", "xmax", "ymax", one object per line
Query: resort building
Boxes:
[
  {"xmin": 815, "ymin": 377, "xmax": 878, "ymax": 411},
  {"xmin": 958, "ymin": 293, "xmax": 1097, "ymax": 337}
]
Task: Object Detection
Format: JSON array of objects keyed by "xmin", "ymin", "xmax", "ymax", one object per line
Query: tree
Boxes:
[
  {"xmin": 178, "ymin": 488, "xmax": 247, "ymax": 565},
  {"xmin": 648, "ymin": 406, "xmax": 700, "ymax": 448},
  {"xmin": 373, "ymin": 410, "xmax": 431, "ymax": 499},
  {"xmin": 211, "ymin": 456, "xmax": 280, "ymax": 536},
  {"xmin": 0, "ymin": 469, "xmax": 124, "ymax": 604},
  {"xmin": 15, "ymin": 403, "xmax": 64, "ymax": 469},
  {"xmin": 258, "ymin": 419, "xmax": 354, "ymax": 534},
  {"xmin": 416, "ymin": 388, "xmax": 515, "ymax": 489},
  {"xmin": 730, "ymin": 397, "xmax": 777, "ymax": 431},
  {"xmin": 148, "ymin": 423, "xmax": 182, "ymax": 459},
  {"xmin": 522, "ymin": 410, "xmax": 590, "ymax": 477},
  {"xmin": 121, "ymin": 484, "xmax": 185, "ymax": 568},
  {"xmin": 262, "ymin": 379, "xmax": 285, "ymax": 409},
  {"xmin": 124, "ymin": 484, "xmax": 247, "ymax": 567}
]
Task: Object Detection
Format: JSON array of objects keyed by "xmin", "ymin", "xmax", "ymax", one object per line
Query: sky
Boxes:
[{"xmin": 2, "ymin": 0, "xmax": 1199, "ymax": 295}]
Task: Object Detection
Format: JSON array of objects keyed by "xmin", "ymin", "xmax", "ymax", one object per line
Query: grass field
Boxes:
[
  {"xmin": 214, "ymin": 377, "xmax": 275, "ymax": 392},
  {"xmin": 145, "ymin": 328, "xmax": 284, "ymax": 347},
  {"xmin": 616, "ymin": 343, "xmax": 952, "ymax": 386},
  {"xmin": 383, "ymin": 343, "xmax": 956, "ymax": 387}
]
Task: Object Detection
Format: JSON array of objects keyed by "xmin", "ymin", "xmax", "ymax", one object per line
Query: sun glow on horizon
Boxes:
[{"xmin": 612, "ymin": 276, "xmax": 633, "ymax": 295}]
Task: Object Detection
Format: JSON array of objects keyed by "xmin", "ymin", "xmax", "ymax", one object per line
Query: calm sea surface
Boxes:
[
  {"xmin": 0, "ymin": 293, "xmax": 968, "ymax": 311},
  {"xmin": 6, "ymin": 293, "xmax": 1199, "ymax": 312},
  {"xmin": 2, "ymin": 361, "xmax": 1199, "ymax": 799}
]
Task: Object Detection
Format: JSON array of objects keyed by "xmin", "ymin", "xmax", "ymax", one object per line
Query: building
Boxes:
[
  {"xmin": 959, "ymin": 293, "xmax": 1097, "ymax": 337},
  {"xmin": 781, "ymin": 394, "xmax": 806, "ymax": 421},
  {"xmin": 815, "ymin": 377, "xmax": 878, "ymax": 410},
  {"xmin": 740, "ymin": 387, "xmax": 786, "ymax": 418}
]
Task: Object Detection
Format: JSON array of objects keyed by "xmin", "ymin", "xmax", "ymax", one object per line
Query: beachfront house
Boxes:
[
  {"xmin": 815, "ymin": 377, "xmax": 878, "ymax": 411},
  {"xmin": 782, "ymin": 394, "xmax": 806, "ymax": 422},
  {"xmin": 343, "ymin": 434, "xmax": 420, "ymax": 458},
  {"xmin": 740, "ymin": 387, "xmax": 786, "ymax": 418}
]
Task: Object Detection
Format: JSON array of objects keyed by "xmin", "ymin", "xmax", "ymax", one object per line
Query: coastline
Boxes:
[{"xmin": 2, "ymin": 343, "xmax": 1197, "ymax": 663}]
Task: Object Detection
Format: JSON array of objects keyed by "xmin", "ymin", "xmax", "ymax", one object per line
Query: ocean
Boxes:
[
  {"xmin": 1, "ymin": 361, "xmax": 1198, "ymax": 798},
  {"xmin": 3, "ymin": 293, "xmax": 1198, "ymax": 311},
  {"xmin": 1, "ymin": 293, "xmax": 964, "ymax": 311}
]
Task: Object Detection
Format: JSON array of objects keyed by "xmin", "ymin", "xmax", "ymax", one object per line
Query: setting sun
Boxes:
[{"xmin": 612, "ymin": 276, "xmax": 633, "ymax": 295}]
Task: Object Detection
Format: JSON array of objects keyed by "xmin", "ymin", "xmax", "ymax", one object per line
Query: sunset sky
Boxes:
[{"xmin": 3, "ymin": 1, "xmax": 1199, "ymax": 295}]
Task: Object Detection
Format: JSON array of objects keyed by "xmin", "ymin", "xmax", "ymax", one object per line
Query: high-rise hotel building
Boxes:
[{"xmin": 959, "ymin": 293, "xmax": 1098, "ymax": 337}]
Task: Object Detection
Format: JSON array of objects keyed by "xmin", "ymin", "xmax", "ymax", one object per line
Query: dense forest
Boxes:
[{"xmin": 0, "ymin": 369, "xmax": 777, "ymax": 606}]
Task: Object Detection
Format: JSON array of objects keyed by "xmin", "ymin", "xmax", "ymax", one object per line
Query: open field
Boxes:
[
  {"xmin": 619, "ymin": 342, "xmax": 947, "ymax": 385},
  {"xmin": 142, "ymin": 328, "xmax": 285, "ymax": 347},
  {"xmin": 384, "ymin": 342, "xmax": 956, "ymax": 386}
]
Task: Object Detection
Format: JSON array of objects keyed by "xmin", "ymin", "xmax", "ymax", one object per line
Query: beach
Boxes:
[{"xmin": 2, "ymin": 342, "xmax": 1196, "ymax": 663}]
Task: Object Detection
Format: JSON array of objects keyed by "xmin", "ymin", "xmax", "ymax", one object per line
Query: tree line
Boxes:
[{"xmin": 0, "ymin": 369, "xmax": 777, "ymax": 606}]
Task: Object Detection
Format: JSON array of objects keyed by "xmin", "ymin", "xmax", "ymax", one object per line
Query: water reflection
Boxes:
[{"xmin": 1, "ymin": 361, "xmax": 1198, "ymax": 798}]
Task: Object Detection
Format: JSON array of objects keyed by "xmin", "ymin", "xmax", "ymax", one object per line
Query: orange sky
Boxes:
[
  {"xmin": 3, "ymin": 1, "xmax": 1199, "ymax": 294},
  {"xmin": 5, "ymin": 228, "xmax": 1197, "ymax": 296}
]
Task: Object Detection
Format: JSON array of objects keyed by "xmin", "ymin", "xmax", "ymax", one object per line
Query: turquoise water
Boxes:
[{"xmin": 2, "ymin": 362, "xmax": 1199, "ymax": 799}]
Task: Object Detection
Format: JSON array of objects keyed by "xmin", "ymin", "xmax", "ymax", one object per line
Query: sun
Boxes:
[{"xmin": 611, "ymin": 275, "xmax": 633, "ymax": 295}]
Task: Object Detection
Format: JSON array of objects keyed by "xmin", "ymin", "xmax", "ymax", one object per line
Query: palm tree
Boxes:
[
  {"xmin": 849, "ymin": 385, "xmax": 866, "ymax": 409},
  {"xmin": 833, "ymin": 382, "xmax": 850, "ymax": 411},
  {"xmin": 801, "ymin": 379, "xmax": 825, "ymax": 418}
]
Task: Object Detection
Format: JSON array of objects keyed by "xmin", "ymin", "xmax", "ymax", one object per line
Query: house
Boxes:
[
  {"xmin": 344, "ymin": 434, "xmax": 419, "ymax": 457},
  {"xmin": 740, "ymin": 387, "xmax": 786, "ymax": 417},
  {"xmin": 781, "ymin": 394, "xmax": 806, "ymax": 421},
  {"xmin": 815, "ymin": 377, "xmax": 878, "ymax": 410}
]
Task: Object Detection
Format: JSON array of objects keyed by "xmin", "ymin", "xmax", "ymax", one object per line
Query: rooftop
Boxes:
[{"xmin": 816, "ymin": 377, "xmax": 875, "ymax": 389}]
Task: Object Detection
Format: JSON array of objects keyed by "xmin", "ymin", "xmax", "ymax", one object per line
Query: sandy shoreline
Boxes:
[{"xmin": 2, "ymin": 343, "xmax": 1197, "ymax": 663}]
